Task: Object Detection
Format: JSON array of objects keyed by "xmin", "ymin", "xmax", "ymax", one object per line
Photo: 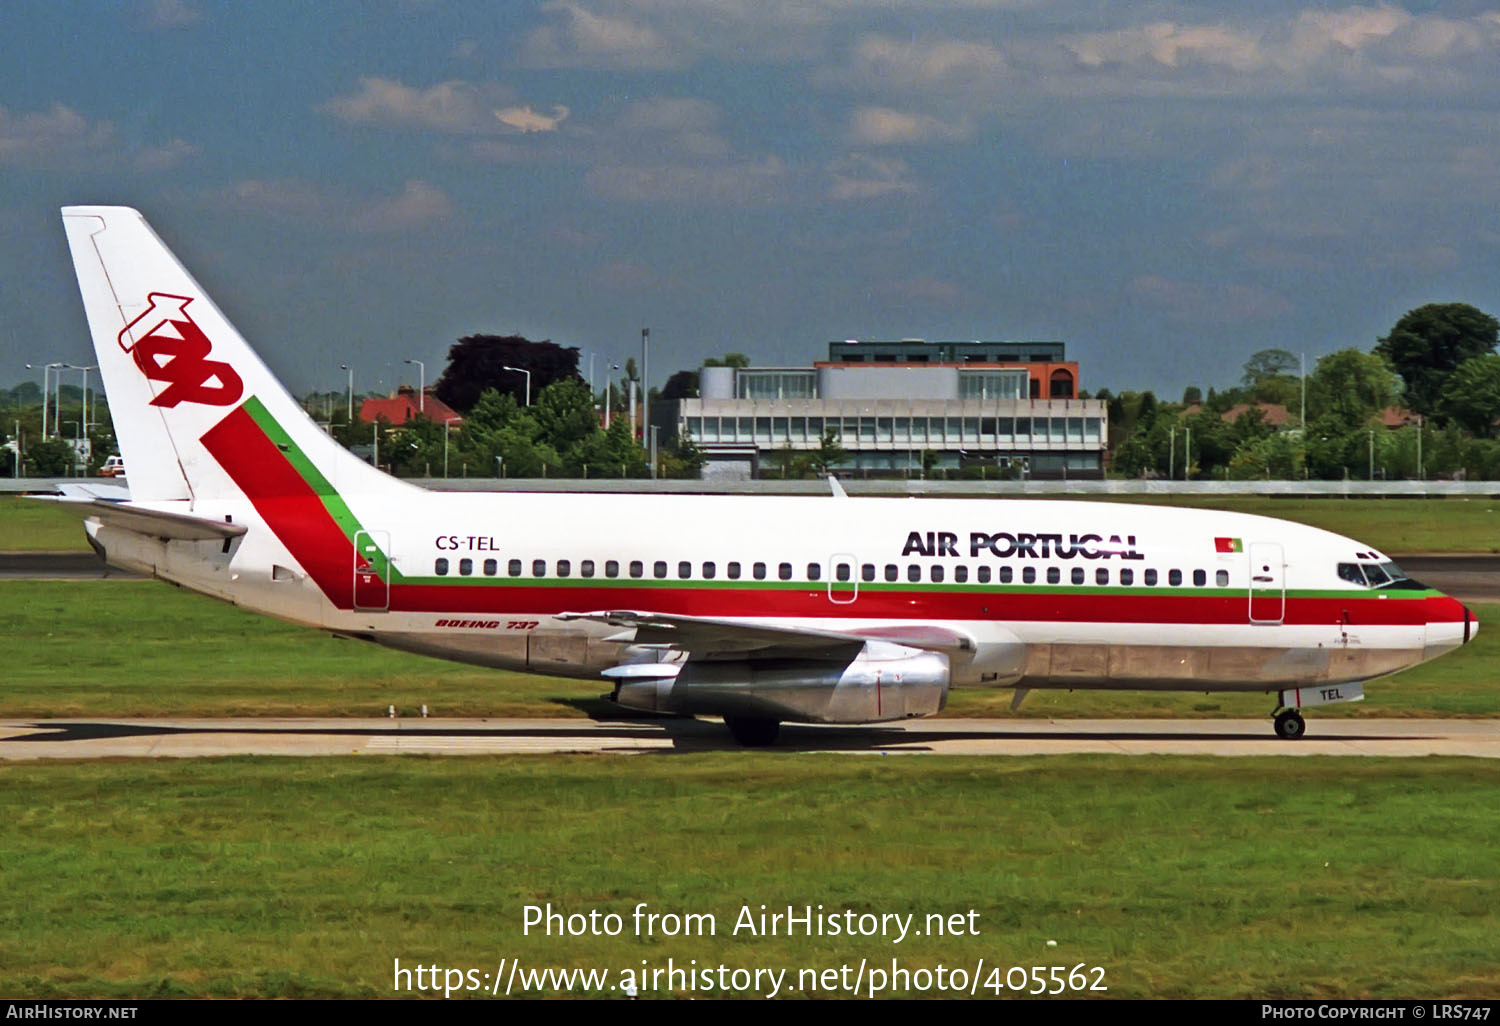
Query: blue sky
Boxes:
[{"xmin": 3, "ymin": 0, "xmax": 1499, "ymax": 400}]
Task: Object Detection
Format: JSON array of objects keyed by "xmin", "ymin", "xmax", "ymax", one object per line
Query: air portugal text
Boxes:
[{"xmin": 903, "ymin": 530, "xmax": 1147, "ymax": 561}]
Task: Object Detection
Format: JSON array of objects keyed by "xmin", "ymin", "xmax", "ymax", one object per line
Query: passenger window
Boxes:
[
  {"xmin": 483, "ymin": 558, "xmax": 497, "ymax": 576},
  {"xmin": 1022, "ymin": 567, "xmax": 1035, "ymax": 584},
  {"xmin": 654, "ymin": 561, "xmax": 668, "ymax": 579},
  {"xmin": 1144, "ymin": 568, "xmax": 1157, "ymax": 586},
  {"xmin": 678, "ymin": 561, "xmax": 691, "ymax": 579},
  {"xmin": 1168, "ymin": 569, "xmax": 1182, "ymax": 586},
  {"xmin": 557, "ymin": 559, "xmax": 571, "ymax": 577},
  {"xmin": 581, "ymin": 560, "xmax": 595, "ymax": 578},
  {"xmin": 837, "ymin": 564, "xmax": 853, "ymax": 582},
  {"xmin": 908, "ymin": 564, "xmax": 921, "ymax": 582},
  {"xmin": 807, "ymin": 563, "xmax": 822, "ymax": 581},
  {"xmin": 460, "ymin": 558, "xmax": 473, "ymax": 576},
  {"xmin": 1337, "ymin": 563, "xmax": 1367, "ymax": 586},
  {"xmin": 931, "ymin": 565, "xmax": 945, "ymax": 583},
  {"xmin": 1071, "ymin": 567, "xmax": 1084, "ymax": 585},
  {"xmin": 1193, "ymin": 569, "xmax": 1206, "ymax": 587},
  {"xmin": 508, "ymin": 559, "xmax": 523, "ymax": 577},
  {"xmin": 885, "ymin": 564, "xmax": 899, "ymax": 582},
  {"xmin": 435, "ymin": 558, "xmax": 449, "ymax": 576},
  {"xmin": 605, "ymin": 560, "xmax": 619, "ymax": 578},
  {"xmin": 778, "ymin": 562, "xmax": 793, "ymax": 580},
  {"xmin": 1215, "ymin": 569, "xmax": 1228, "ymax": 587},
  {"xmin": 727, "ymin": 562, "xmax": 741, "ymax": 580},
  {"xmin": 999, "ymin": 566, "xmax": 1012, "ymax": 584},
  {"xmin": 1047, "ymin": 567, "xmax": 1060, "ymax": 584},
  {"xmin": 862, "ymin": 564, "xmax": 876, "ymax": 582},
  {"xmin": 532, "ymin": 559, "xmax": 546, "ymax": 577},
  {"xmin": 702, "ymin": 562, "xmax": 716, "ymax": 579},
  {"xmin": 629, "ymin": 560, "xmax": 643, "ymax": 578},
  {"xmin": 1095, "ymin": 568, "xmax": 1109, "ymax": 585},
  {"xmin": 977, "ymin": 566, "xmax": 991, "ymax": 583},
  {"xmin": 1120, "ymin": 568, "xmax": 1133, "ymax": 586},
  {"xmin": 753, "ymin": 562, "xmax": 767, "ymax": 580},
  {"xmin": 954, "ymin": 565, "xmax": 968, "ymax": 583}
]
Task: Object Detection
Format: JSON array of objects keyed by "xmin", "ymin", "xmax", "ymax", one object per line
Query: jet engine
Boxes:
[{"xmin": 607, "ymin": 640, "xmax": 950, "ymax": 725}]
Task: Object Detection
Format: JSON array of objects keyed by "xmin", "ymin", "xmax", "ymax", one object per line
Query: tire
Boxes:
[
  {"xmin": 725, "ymin": 717, "xmax": 780, "ymax": 747},
  {"xmin": 1274, "ymin": 709, "xmax": 1306, "ymax": 740}
]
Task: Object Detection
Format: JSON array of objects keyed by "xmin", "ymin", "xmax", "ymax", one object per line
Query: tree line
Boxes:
[{"xmin": 1104, "ymin": 303, "xmax": 1500, "ymax": 480}]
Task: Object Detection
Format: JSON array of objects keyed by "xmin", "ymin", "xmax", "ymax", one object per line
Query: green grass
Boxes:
[
  {"xmin": 7, "ymin": 494, "xmax": 1500, "ymax": 553},
  {"xmin": 0, "ymin": 495, "xmax": 97, "ymax": 551},
  {"xmin": 1, "ymin": 757, "xmax": 1496, "ymax": 998},
  {"xmin": 4, "ymin": 580, "xmax": 1497, "ymax": 719}
]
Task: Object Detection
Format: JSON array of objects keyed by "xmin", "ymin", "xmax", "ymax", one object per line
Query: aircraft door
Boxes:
[
  {"xmin": 1248, "ymin": 542, "xmax": 1284, "ymax": 624},
  {"xmin": 828, "ymin": 553, "xmax": 859, "ymax": 605},
  {"xmin": 353, "ymin": 530, "xmax": 391, "ymax": 612}
]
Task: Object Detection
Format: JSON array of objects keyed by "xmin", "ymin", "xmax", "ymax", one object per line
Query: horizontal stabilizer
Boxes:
[{"xmin": 32, "ymin": 493, "xmax": 248, "ymax": 542}]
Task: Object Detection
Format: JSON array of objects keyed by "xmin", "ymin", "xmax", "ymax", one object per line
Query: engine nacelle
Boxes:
[{"xmin": 609, "ymin": 641, "xmax": 950, "ymax": 724}]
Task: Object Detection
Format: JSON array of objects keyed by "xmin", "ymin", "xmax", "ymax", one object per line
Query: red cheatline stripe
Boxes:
[
  {"xmin": 388, "ymin": 582, "xmax": 1465, "ymax": 626},
  {"xmin": 200, "ymin": 404, "xmax": 352, "ymax": 607}
]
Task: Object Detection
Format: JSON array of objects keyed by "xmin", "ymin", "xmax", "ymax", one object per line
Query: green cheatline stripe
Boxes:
[
  {"xmin": 398, "ymin": 574, "xmax": 1441, "ymax": 600},
  {"xmin": 239, "ymin": 396, "xmax": 393, "ymax": 580}
]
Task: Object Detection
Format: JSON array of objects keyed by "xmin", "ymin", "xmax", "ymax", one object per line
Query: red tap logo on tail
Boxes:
[{"xmin": 119, "ymin": 293, "xmax": 243, "ymax": 408}]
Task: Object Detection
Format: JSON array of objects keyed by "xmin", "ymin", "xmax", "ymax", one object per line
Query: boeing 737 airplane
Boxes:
[{"xmin": 48, "ymin": 206, "xmax": 1475, "ymax": 744}]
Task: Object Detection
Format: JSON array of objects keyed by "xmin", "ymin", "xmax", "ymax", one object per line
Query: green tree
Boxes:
[
  {"xmin": 533, "ymin": 378, "xmax": 599, "ymax": 451},
  {"xmin": 1241, "ymin": 348, "xmax": 1298, "ymax": 386},
  {"xmin": 1306, "ymin": 349, "xmax": 1401, "ymax": 431},
  {"xmin": 807, "ymin": 428, "xmax": 849, "ymax": 476},
  {"xmin": 1439, "ymin": 354, "xmax": 1500, "ymax": 439},
  {"xmin": 1375, "ymin": 303, "xmax": 1499, "ymax": 417}
]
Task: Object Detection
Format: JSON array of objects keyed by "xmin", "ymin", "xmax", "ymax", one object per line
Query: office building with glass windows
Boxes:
[{"xmin": 677, "ymin": 339, "xmax": 1105, "ymax": 480}]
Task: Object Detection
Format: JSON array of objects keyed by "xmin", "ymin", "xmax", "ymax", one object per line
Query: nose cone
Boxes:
[{"xmin": 1424, "ymin": 594, "xmax": 1475, "ymax": 659}]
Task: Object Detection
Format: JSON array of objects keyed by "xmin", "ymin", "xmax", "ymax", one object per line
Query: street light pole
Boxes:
[
  {"xmin": 340, "ymin": 364, "xmax": 354, "ymax": 421},
  {"xmin": 502, "ymin": 366, "xmax": 531, "ymax": 407},
  {"xmin": 641, "ymin": 328, "xmax": 650, "ymax": 474},
  {"xmin": 444, "ymin": 418, "xmax": 460, "ymax": 478},
  {"xmin": 404, "ymin": 359, "xmax": 425, "ymax": 413},
  {"xmin": 604, "ymin": 363, "xmax": 619, "ymax": 429}
]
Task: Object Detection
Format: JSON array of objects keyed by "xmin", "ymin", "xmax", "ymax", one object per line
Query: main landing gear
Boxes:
[
  {"xmin": 724, "ymin": 717, "xmax": 781, "ymax": 747},
  {"xmin": 1272, "ymin": 707, "xmax": 1306, "ymax": 740}
]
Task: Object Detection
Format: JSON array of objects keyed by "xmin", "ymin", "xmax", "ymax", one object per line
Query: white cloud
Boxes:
[
  {"xmin": 495, "ymin": 105, "xmax": 571, "ymax": 133},
  {"xmin": 523, "ymin": 0, "xmax": 681, "ymax": 70},
  {"xmin": 216, "ymin": 179, "xmax": 453, "ymax": 233},
  {"xmin": 849, "ymin": 107, "xmax": 970, "ymax": 145},
  {"xmin": 827, "ymin": 153, "xmax": 921, "ymax": 201},
  {"xmin": 143, "ymin": 0, "xmax": 200, "ymax": 29},
  {"xmin": 0, "ymin": 102, "xmax": 195, "ymax": 173},
  {"xmin": 1065, "ymin": 22, "xmax": 1265, "ymax": 72},
  {"xmin": 586, "ymin": 157, "xmax": 788, "ymax": 205},
  {"xmin": 321, "ymin": 78, "xmax": 511, "ymax": 134}
]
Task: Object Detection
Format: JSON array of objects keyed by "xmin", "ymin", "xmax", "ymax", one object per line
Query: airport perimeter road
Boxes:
[{"xmin": 2, "ymin": 717, "xmax": 1499, "ymax": 759}]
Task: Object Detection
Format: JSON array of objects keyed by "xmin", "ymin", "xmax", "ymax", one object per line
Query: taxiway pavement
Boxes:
[{"xmin": 3, "ymin": 716, "xmax": 1498, "ymax": 759}]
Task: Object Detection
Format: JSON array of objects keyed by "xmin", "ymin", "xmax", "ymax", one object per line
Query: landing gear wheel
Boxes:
[
  {"xmin": 725, "ymin": 717, "xmax": 780, "ymax": 747},
  {"xmin": 1273, "ymin": 709, "xmax": 1306, "ymax": 740}
]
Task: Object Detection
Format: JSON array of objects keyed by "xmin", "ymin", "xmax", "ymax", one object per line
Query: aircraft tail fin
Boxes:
[{"xmin": 60, "ymin": 206, "xmax": 404, "ymax": 506}]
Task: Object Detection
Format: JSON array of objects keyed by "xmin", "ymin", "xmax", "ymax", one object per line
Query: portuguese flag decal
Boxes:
[{"xmin": 1214, "ymin": 537, "xmax": 1244, "ymax": 553}]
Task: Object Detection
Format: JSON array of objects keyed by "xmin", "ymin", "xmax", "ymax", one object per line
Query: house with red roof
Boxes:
[{"xmin": 359, "ymin": 386, "xmax": 463, "ymax": 427}]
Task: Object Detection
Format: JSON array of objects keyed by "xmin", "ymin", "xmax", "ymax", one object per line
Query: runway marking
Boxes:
[{"xmin": 364, "ymin": 735, "xmax": 674, "ymax": 753}]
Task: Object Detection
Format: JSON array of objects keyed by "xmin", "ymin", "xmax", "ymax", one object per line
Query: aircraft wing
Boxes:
[
  {"xmin": 31, "ymin": 490, "xmax": 248, "ymax": 542},
  {"xmin": 557, "ymin": 610, "xmax": 975, "ymax": 660}
]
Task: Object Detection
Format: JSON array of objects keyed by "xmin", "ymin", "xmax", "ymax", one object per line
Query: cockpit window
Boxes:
[
  {"xmin": 1337, "ymin": 563, "xmax": 1367, "ymax": 586},
  {"xmin": 1339, "ymin": 560, "xmax": 1414, "ymax": 589}
]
